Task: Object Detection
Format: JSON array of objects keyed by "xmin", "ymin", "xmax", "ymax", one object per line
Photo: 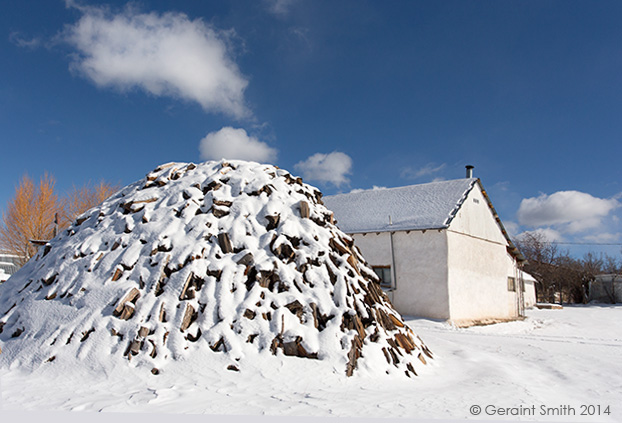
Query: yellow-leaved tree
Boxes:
[
  {"xmin": 63, "ymin": 181, "xmax": 119, "ymax": 224},
  {"xmin": 1, "ymin": 175, "xmax": 119, "ymax": 268},
  {"xmin": 0, "ymin": 173, "xmax": 64, "ymax": 266}
]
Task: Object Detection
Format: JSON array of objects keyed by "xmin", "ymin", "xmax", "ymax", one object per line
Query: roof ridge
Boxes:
[
  {"xmin": 330, "ymin": 177, "xmax": 478, "ymax": 198},
  {"xmin": 442, "ymin": 178, "xmax": 478, "ymax": 227}
]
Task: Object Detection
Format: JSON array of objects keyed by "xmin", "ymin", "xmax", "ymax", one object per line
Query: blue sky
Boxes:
[{"xmin": 2, "ymin": 0, "xmax": 621, "ymax": 257}]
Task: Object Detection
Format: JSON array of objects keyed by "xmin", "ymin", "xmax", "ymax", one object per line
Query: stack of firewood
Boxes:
[{"xmin": 0, "ymin": 160, "xmax": 432, "ymax": 378}]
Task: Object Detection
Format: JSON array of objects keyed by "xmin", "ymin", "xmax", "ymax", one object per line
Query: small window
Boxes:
[
  {"xmin": 507, "ymin": 277, "xmax": 516, "ymax": 292},
  {"xmin": 372, "ymin": 266, "xmax": 392, "ymax": 288}
]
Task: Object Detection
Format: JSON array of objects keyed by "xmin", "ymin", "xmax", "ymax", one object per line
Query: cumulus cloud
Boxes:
[
  {"xmin": 199, "ymin": 127, "xmax": 277, "ymax": 163},
  {"xmin": 294, "ymin": 152, "xmax": 352, "ymax": 187},
  {"xmin": 62, "ymin": 4, "xmax": 250, "ymax": 119},
  {"xmin": 517, "ymin": 191, "xmax": 620, "ymax": 234},
  {"xmin": 401, "ymin": 163, "xmax": 446, "ymax": 180}
]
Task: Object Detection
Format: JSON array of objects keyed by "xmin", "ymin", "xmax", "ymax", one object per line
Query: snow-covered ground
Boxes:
[{"xmin": 1, "ymin": 304, "xmax": 620, "ymax": 422}]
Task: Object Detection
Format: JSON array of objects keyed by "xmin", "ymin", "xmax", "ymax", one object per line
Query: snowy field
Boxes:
[{"xmin": 1, "ymin": 304, "xmax": 620, "ymax": 422}]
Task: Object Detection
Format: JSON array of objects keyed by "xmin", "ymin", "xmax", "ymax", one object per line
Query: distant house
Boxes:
[
  {"xmin": 0, "ymin": 252, "xmax": 21, "ymax": 283},
  {"xmin": 324, "ymin": 168, "xmax": 530, "ymax": 325},
  {"xmin": 589, "ymin": 274, "xmax": 622, "ymax": 303}
]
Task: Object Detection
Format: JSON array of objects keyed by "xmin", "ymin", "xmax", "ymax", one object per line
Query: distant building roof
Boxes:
[
  {"xmin": 324, "ymin": 178, "xmax": 478, "ymax": 233},
  {"xmin": 520, "ymin": 270, "xmax": 539, "ymax": 283}
]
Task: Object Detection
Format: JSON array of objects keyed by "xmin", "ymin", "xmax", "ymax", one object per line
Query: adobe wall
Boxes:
[
  {"xmin": 351, "ymin": 230, "xmax": 450, "ymax": 319},
  {"xmin": 446, "ymin": 185, "xmax": 520, "ymax": 322}
]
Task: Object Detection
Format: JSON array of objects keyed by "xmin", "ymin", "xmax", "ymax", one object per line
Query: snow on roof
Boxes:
[
  {"xmin": 324, "ymin": 178, "xmax": 478, "ymax": 233},
  {"xmin": 520, "ymin": 270, "xmax": 538, "ymax": 283}
]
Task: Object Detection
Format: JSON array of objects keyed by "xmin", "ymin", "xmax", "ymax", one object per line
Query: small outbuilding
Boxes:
[
  {"xmin": 589, "ymin": 274, "xmax": 622, "ymax": 303},
  {"xmin": 520, "ymin": 270, "xmax": 538, "ymax": 308},
  {"xmin": 324, "ymin": 168, "xmax": 529, "ymax": 325}
]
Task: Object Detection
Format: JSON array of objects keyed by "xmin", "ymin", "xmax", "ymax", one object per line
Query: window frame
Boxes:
[
  {"xmin": 372, "ymin": 265, "xmax": 393, "ymax": 289},
  {"xmin": 507, "ymin": 276, "xmax": 516, "ymax": 292}
]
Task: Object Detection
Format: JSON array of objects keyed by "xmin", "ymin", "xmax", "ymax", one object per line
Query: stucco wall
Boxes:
[
  {"xmin": 450, "ymin": 184, "xmax": 507, "ymax": 244},
  {"xmin": 446, "ymin": 230, "xmax": 518, "ymax": 322},
  {"xmin": 506, "ymin": 252, "xmax": 522, "ymax": 317},
  {"xmin": 524, "ymin": 280, "xmax": 537, "ymax": 308},
  {"xmin": 446, "ymin": 184, "xmax": 520, "ymax": 322},
  {"xmin": 351, "ymin": 230, "xmax": 450, "ymax": 319}
]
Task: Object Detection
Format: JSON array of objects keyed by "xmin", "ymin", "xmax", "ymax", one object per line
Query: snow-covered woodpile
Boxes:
[{"xmin": 0, "ymin": 160, "xmax": 432, "ymax": 377}]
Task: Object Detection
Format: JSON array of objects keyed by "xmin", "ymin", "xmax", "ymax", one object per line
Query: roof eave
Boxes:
[{"xmin": 342, "ymin": 225, "xmax": 449, "ymax": 235}]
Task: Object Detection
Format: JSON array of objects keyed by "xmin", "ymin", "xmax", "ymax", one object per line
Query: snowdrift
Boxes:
[{"xmin": 0, "ymin": 160, "xmax": 432, "ymax": 377}]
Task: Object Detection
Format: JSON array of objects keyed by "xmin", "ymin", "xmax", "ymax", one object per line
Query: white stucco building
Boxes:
[
  {"xmin": 324, "ymin": 173, "xmax": 529, "ymax": 325},
  {"xmin": 520, "ymin": 270, "xmax": 538, "ymax": 308},
  {"xmin": 0, "ymin": 253, "xmax": 21, "ymax": 283}
]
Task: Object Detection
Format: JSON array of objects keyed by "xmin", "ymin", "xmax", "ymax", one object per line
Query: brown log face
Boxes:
[
  {"xmin": 218, "ymin": 233, "xmax": 233, "ymax": 254},
  {"xmin": 299, "ymin": 201, "xmax": 310, "ymax": 219},
  {"xmin": 180, "ymin": 304, "xmax": 196, "ymax": 332}
]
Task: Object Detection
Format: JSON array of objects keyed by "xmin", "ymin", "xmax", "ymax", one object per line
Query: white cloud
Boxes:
[
  {"xmin": 264, "ymin": 0, "xmax": 299, "ymax": 17},
  {"xmin": 63, "ymin": 4, "xmax": 250, "ymax": 119},
  {"xmin": 516, "ymin": 228, "xmax": 565, "ymax": 243},
  {"xmin": 349, "ymin": 186, "xmax": 387, "ymax": 194},
  {"xmin": 517, "ymin": 191, "xmax": 619, "ymax": 233},
  {"xmin": 401, "ymin": 163, "xmax": 446, "ymax": 180},
  {"xmin": 294, "ymin": 152, "xmax": 352, "ymax": 187},
  {"xmin": 492, "ymin": 181, "xmax": 510, "ymax": 192},
  {"xmin": 583, "ymin": 232, "xmax": 622, "ymax": 244},
  {"xmin": 503, "ymin": 220, "xmax": 520, "ymax": 238},
  {"xmin": 9, "ymin": 32, "xmax": 42, "ymax": 49},
  {"xmin": 199, "ymin": 127, "xmax": 277, "ymax": 163}
]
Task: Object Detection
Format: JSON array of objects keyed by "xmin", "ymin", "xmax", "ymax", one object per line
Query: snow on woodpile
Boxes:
[{"xmin": 0, "ymin": 160, "xmax": 432, "ymax": 377}]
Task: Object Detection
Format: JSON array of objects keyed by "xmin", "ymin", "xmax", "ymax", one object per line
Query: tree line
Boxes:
[
  {"xmin": 514, "ymin": 232, "xmax": 622, "ymax": 304},
  {"xmin": 0, "ymin": 173, "xmax": 118, "ymax": 266}
]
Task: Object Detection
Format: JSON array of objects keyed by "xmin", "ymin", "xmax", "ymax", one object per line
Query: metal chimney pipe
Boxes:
[{"xmin": 466, "ymin": 165, "xmax": 474, "ymax": 178}]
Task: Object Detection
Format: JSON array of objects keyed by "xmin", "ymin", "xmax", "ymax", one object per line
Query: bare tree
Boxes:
[
  {"xmin": 514, "ymin": 232, "xmax": 562, "ymax": 303},
  {"xmin": 582, "ymin": 252, "xmax": 604, "ymax": 276},
  {"xmin": 514, "ymin": 232, "xmax": 592, "ymax": 304},
  {"xmin": 517, "ymin": 232, "xmax": 559, "ymax": 264}
]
